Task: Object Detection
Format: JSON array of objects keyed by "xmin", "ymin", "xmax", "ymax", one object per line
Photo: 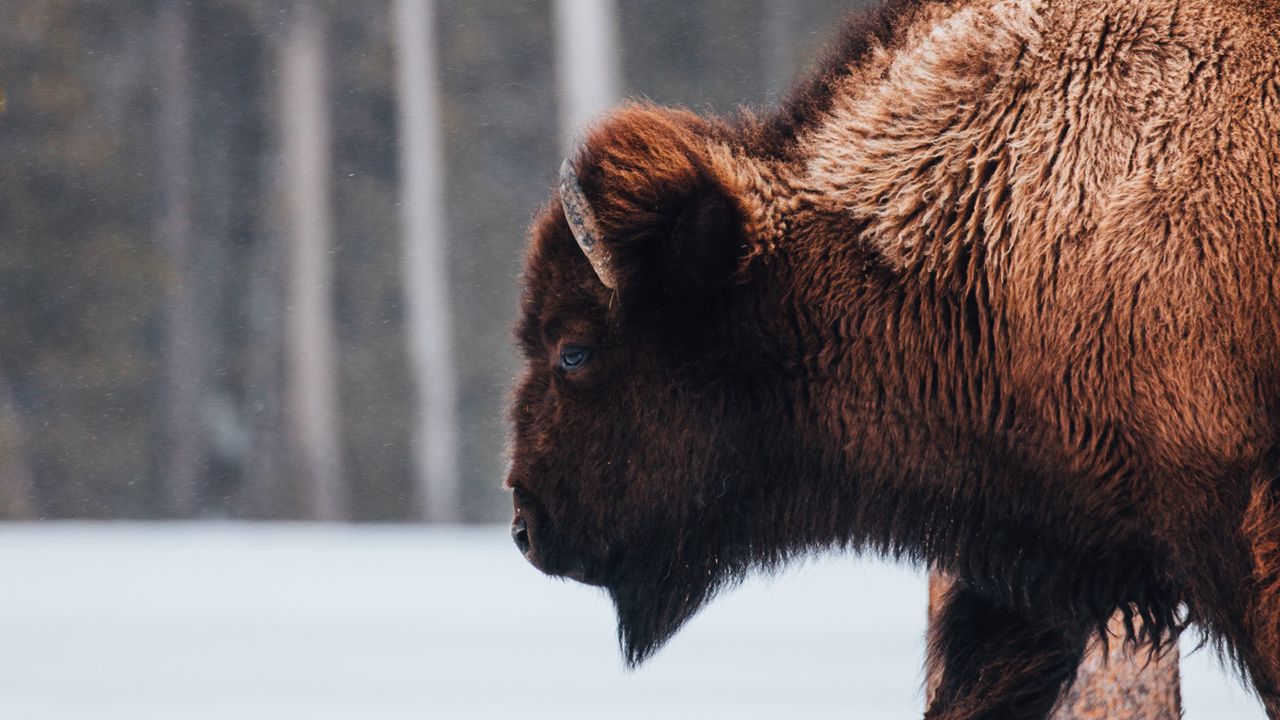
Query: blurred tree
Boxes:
[
  {"xmin": 211, "ymin": 0, "xmax": 296, "ymax": 520},
  {"xmin": 437, "ymin": 0, "xmax": 559, "ymax": 521},
  {"xmin": 156, "ymin": 0, "xmax": 208, "ymax": 518},
  {"xmin": 325, "ymin": 0, "xmax": 417, "ymax": 522},
  {"xmin": 617, "ymin": 0, "xmax": 858, "ymax": 113},
  {"xmin": 554, "ymin": 0, "xmax": 621, "ymax": 151},
  {"xmin": 0, "ymin": 369, "xmax": 37, "ymax": 519},
  {"xmin": 0, "ymin": 1, "xmax": 161, "ymax": 518},
  {"xmin": 281, "ymin": 1, "xmax": 346, "ymax": 520},
  {"xmin": 394, "ymin": 0, "xmax": 461, "ymax": 523},
  {"xmin": 617, "ymin": 0, "xmax": 767, "ymax": 112},
  {"xmin": 184, "ymin": 0, "xmax": 275, "ymax": 517}
]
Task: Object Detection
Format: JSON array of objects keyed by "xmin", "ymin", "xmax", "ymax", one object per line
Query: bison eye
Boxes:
[{"xmin": 559, "ymin": 346, "xmax": 591, "ymax": 372}]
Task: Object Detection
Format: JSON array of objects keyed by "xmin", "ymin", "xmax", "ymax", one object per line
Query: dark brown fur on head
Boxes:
[
  {"xmin": 509, "ymin": 105, "xmax": 775, "ymax": 665},
  {"xmin": 509, "ymin": 0, "xmax": 1280, "ymax": 714}
]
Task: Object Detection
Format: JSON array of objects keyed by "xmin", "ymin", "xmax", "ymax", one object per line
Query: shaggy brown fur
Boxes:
[{"xmin": 507, "ymin": 1, "xmax": 1280, "ymax": 717}]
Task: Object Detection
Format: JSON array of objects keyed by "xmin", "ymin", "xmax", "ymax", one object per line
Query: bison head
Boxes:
[{"xmin": 507, "ymin": 106, "xmax": 802, "ymax": 665}]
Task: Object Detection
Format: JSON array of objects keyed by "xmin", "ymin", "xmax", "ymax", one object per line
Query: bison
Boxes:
[{"xmin": 505, "ymin": 0, "xmax": 1280, "ymax": 717}]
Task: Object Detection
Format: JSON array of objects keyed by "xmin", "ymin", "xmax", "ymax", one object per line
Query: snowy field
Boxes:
[{"xmin": 0, "ymin": 524, "xmax": 1264, "ymax": 719}]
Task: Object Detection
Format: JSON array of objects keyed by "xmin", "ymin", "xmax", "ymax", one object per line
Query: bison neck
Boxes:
[{"xmin": 738, "ymin": 228, "xmax": 1128, "ymax": 604}]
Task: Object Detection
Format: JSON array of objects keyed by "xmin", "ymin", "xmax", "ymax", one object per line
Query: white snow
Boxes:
[{"xmin": 0, "ymin": 523, "xmax": 1264, "ymax": 719}]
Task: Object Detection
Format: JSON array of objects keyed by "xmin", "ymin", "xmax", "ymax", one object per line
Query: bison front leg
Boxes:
[
  {"xmin": 926, "ymin": 580, "xmax": 1088, "ymax": 720},
  {"xmin": 1241, "ymin": 475, "xmax": 1280, "ymax": 719}
]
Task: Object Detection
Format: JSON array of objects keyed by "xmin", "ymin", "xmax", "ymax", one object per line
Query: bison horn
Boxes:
[{"xmin": 559, "ymin": 159, "xmax": 617, "ymax": 289}]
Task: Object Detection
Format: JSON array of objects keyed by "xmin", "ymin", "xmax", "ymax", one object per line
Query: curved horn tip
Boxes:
[{"xmin": 558, "ymin": 158, "xmax": 617, "ymax": 289}]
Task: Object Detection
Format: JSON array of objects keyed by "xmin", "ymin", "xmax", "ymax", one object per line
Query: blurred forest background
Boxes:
[{"xmin": 0, "ymin": 0, "xmax": 857, "ymax": 523}]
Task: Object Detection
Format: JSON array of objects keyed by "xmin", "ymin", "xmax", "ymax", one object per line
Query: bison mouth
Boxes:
[
  {"xmin": 510, "ymin": 487, "xmax": 610, "ymax": 586},
  {"xmin": 509, "ymin": 487, "xmax": 537, "ymax": 559},
  {"xmin": 510, "ymin": 487, "xmax": 748, "ymax": 667}
]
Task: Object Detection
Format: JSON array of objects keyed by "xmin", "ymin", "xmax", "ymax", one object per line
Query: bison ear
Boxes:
[{"xmin": 563, "ymin": 106, "xmax": 744, "ymax": 317}]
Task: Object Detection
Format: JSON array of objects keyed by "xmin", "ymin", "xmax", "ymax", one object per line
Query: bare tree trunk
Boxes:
[
  {"xmin": 926, "ymin": 573, "xmax": 1181, "ymax": 719},
  {"xmin": 0, "ymin": 370, "xmax": 37, "ymax": 519},
  {"xmin": 281, "ymin": 3, "xmax": 345, "ymax": 521},
  {"xmin": 553, "ymin": 0, "xmax": 621, "ymax": 154},
  {"xmin": 392, "ymin": 0, "xmax": 461, "ymax": 524},
  {"xmin": 242, "ymin": 226, "xmax": 290, "ymax": 519},
  {"xmin": 156, "ymin": 0, "xmax": 206, "ymax": 517}
]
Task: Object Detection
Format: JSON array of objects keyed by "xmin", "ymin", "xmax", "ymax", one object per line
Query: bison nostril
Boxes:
[{"xmin": 511, "ymin": 514, "xmax": 531, "ymax": 555}]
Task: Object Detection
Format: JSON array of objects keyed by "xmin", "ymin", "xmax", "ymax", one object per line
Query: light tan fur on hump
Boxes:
[
  {"xmin": 802, "ymin": 0, "xmax": 1043, "ymax": 273},
  {"xmin": 795, "ymin": 0, "xmax": 1280, "ymax": 282},
  {"xmin": 773, "ymin": 0, "xmax": 1280, "ymax": 470}
]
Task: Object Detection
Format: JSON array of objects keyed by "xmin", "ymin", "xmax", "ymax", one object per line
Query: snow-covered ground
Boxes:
[{"xmin": 0, "ymin": 523, "xmax": 1264, "ymax": 719}]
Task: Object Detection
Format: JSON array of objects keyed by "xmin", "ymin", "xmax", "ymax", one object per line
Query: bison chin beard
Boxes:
[{"xmin": 607, "ymin": 542, "xmax": 752, "ymax": 668}]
